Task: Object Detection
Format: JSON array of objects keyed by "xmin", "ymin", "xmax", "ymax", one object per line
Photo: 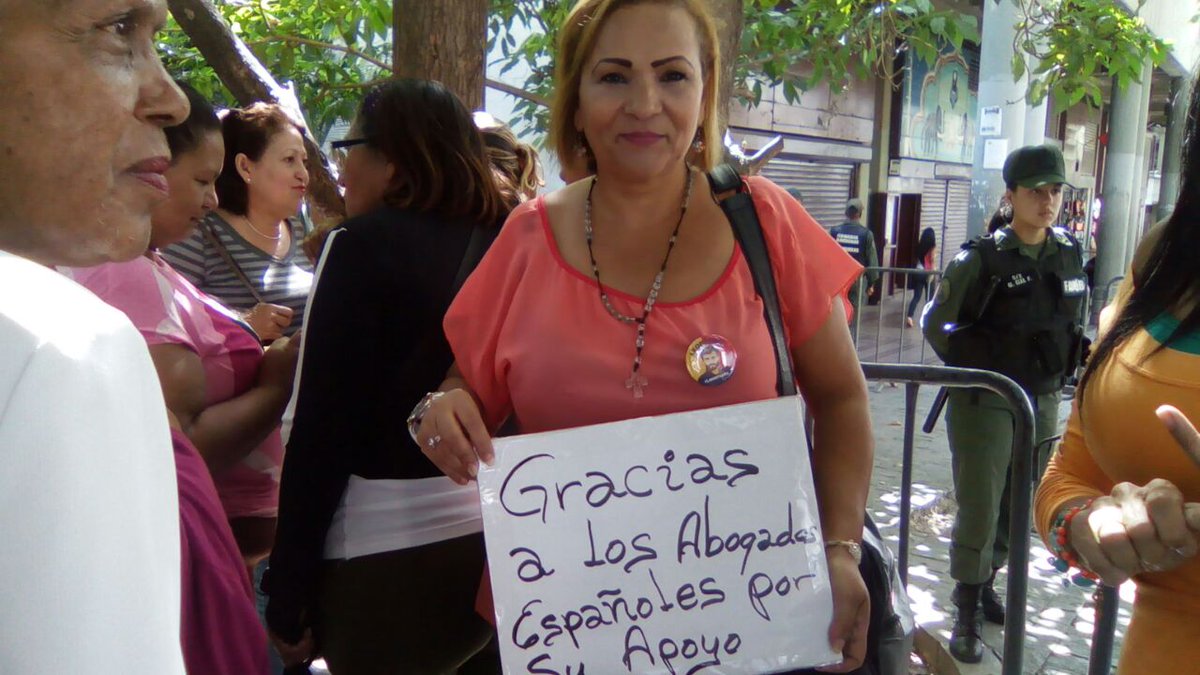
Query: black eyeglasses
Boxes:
[
  {"xmin": 330, "ymin": 138, "xmax": 369, "ymax": 169},
  {"xmin": 331, "ymin": 138, "xmax": 370, "ymax": 151}
]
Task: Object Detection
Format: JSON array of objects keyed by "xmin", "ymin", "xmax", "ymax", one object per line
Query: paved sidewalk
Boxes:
[{"xmin": 864, "ymin": 382, "xmax": 1133, "ymax": 674}]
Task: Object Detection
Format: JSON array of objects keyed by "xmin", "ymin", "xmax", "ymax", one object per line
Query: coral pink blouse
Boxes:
[{"xmin": 445, "ymin": 176, "xmax": 861, "ymax": 434}]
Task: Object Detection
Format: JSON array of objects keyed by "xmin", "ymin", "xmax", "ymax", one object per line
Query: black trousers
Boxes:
[{"xmin": 318, "ymin": 533, "xmax": 500, "ymax": 675}]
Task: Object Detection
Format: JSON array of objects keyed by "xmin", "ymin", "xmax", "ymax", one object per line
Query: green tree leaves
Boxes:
[
  {"xmin": 161, "ymin": 0, "xmax": 394, "ymax": 140},
  {"xmin": 1014, "ymin": 0, "xmax": 1168, "ymax": 108},
  {"xmin": 160, "ymin": 0, "xmax": 1169, "ymax": 142}
]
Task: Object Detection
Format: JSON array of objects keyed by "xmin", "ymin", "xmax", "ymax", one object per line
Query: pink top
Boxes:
[
  {"xmin": 173, "ymin": 429, "xmax": 268, "ymax": 674},
  {"xmin": 445, "ymin": 176, "xmax": 861, "ymax": 434},
  {"xmin": 69, "ymin": 254, "xmax": 283, "ymax": 518}
]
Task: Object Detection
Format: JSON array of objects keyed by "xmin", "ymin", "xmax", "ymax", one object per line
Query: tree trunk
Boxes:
[
  {"xmin": 394, "ymin": 0, "xmax": 489, "ymax": 110},
  {"xmin": 167, "ymin": 0, "xmax": 344, "ymax": 220},
  {"xmin": 709, "ymin": 0, "xmax": 744, "ymax": 133}
]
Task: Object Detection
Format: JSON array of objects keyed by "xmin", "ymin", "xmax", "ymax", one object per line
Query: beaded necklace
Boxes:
[{"xmin": 583, "ymin": 167, "xmax": 695, "ymax": 398}]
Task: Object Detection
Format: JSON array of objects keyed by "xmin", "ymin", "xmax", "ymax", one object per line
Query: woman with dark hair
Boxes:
[
  {"xmin": 164, "ymin": 102, "xmax": 314, "ymax": 341},
  {"xmin": 67, "ymin": 81, "xmax": 281, "ymax": 675},
  {"xmin": 986, "ymin": 200, "xmax": 1012, "ymax": 234},
  {"xmin": 264, "ymin": 78, "xmax": 508, "ymax": 673},
  {"xmin": 905, "ymin": 227, "xmax": 937, "ymax": 327},
  {"xmin": 1034, "ymin": 70, "xmax": 1200, "ymax": 673}
]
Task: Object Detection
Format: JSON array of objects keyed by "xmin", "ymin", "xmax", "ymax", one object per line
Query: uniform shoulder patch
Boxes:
[{"xmin": 1052, "ymin": 227, "xmax": 1076, "ymax": 246}]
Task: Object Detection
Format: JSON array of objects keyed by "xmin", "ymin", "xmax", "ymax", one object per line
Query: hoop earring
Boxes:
[
  {"xmin": 691, "ymin": 129, "xmax": 704, "ymax": 153},
  {"xmin": 1000, "ymin": 201, "xmax": 1013, "ymax": 220}
]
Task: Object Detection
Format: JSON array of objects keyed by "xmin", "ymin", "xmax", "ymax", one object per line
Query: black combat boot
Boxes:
[
  {"xmin": 981, "ymin": 568, "xmax": 1005, "ymax": 625},
  {"xmin": 949, "ymin": 582, "xmax": 984, "ymax": 663}
]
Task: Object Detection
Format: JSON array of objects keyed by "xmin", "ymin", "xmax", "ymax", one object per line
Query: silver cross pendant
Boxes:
[{"xmin": 625, "ymin": 371, "xmax": 648, "ymax": 399}]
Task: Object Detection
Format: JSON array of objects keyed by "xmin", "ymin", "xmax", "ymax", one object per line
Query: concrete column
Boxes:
[
  {"xmin": 1126, "ymin": 61, "xmax": 1154, "ymax": 255},
  {"xmin": 968, "ymin": 0, "xmax": 1028, "ymax": 239},
  {"xmin": 1024, "ymin": 97, "xmax": 1049, "ymax": 145},
  {"xmin": 868, "ymin": 73, "xmax": 895, "ymax": 196},
  {"xmin": 1096, "ymin": 64, "xmax": 1151, "ymax": 290},
  {"xmin": 1157, "ymin": 76, "xmax": 1188, "ymax": 220}
]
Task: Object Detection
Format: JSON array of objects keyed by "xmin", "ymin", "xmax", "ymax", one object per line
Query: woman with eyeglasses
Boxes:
[{"xmin": 263, "ymin": 79, "xmax": 510, "ymax": 673}]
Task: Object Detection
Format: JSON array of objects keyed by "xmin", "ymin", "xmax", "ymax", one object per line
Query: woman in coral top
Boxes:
[
  {"xmin": 1034, "ymin": 72, "xmax": 1200, "ymax": 673},
  {"xmin": 411, "ymin": 0, "xmax": 874, "ymax": 671}
]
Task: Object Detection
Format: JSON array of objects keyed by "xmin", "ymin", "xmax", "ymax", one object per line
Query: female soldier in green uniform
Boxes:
[{"xmin": 921, "ymin": 144, "xmax": 1087, "ymax": 663}]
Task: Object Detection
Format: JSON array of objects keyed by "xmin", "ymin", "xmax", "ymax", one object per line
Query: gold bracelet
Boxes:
[{"xmin": 824, "ymin": 539, "xmax": 863, "ymax": 565}]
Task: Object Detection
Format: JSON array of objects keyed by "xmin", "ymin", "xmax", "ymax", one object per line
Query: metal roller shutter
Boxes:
[
  {"xmin": 920, "ymin": 179, "xmax": 947, "ymax": 267},
  {"xmin": 760, "ymin": 156, "xmax": 855, "ymax": 229},
  {"xmin": 942, "ymin": 180, "xmax": 971, "ymax": 269},
  {"xmin": 1082, "ymin": 120, "xmax": 1100, "ymax": 177}
]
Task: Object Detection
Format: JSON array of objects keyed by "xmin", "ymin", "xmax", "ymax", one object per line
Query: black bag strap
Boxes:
[{"xmin": 706, "ymin": 165, "xmax": 796, "ymax": 397}]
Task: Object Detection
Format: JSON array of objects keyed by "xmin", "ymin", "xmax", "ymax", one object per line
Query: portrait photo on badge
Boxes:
[{"xmin": 686, "ymin": 335, "xmax": 737, "ymax": 386}]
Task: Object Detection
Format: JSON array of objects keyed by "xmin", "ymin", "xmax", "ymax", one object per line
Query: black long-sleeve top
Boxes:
[{"xmin": 263, "ymin": 205, "xmax": 499, "ymax": 641}]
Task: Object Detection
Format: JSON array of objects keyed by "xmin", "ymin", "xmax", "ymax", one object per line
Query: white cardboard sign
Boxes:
[{"xmin": 477, "ymin": 397, "xmax": 839, "ymax": 674}]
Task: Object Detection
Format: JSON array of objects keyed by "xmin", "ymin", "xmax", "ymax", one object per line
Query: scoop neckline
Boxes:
[{"xmin": 532, "ymin": 195, "xmax": 743, "ymax": 309}]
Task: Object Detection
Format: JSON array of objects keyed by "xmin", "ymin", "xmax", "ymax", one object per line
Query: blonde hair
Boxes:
[
  {"xmin": 549, "ymin": 0, "xmax": 722, "ymax": 172},
  {"xmin": 481, "ymin": 123, "xmax": 544, "ymax": 208}
]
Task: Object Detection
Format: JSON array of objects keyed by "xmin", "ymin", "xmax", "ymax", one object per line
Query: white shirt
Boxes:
[{"xmin": 0, "ymin": 250, "xmax": 184, "ymax": 674}]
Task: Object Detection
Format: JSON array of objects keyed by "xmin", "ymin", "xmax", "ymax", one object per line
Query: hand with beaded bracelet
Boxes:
[
  {"xmin": 1046, "ymin": 409, "xmax": 1200, "ymax": 586},
  {"xmin": 1048, "ymin": 483, "xmax": 1200, "ymax": 587}
]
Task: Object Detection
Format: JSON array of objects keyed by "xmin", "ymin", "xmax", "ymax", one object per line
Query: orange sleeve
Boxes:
[
  {"xmin": 1034, "ymin": 401, "xmax": 1114, "ymax": 543},
  {"xmin": 746, "ymin": 177, "xmax": 862, "ymax": 347},
  {"xmin": 443, "ymin": 201, "xmax": 539, "ymax": 431}
]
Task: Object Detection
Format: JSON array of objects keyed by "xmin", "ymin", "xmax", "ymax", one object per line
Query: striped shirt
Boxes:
[{"xmin": 162, "ymin": 212, "xmax": 314, "ymax": 337}]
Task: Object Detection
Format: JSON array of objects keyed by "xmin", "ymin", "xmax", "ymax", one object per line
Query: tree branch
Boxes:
[
  {"xmin": 246, "ymin": 34, "xmax": 393, "ymax": 72},
  {"xmin": 485, "ymin": 78, "xmax": 550, "ymax": 107},
  {"xmin": 327, "ymin": 77, "xmax": 391, "ymax": 91},
  {"xmin": 167, "ymin": 0, "xmax": 344, "ymax": 218}
]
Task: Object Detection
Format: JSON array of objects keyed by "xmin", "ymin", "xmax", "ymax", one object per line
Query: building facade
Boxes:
[{"xmin": 727, "ymin": 0, "xmax": 1198, "ymax": 288}]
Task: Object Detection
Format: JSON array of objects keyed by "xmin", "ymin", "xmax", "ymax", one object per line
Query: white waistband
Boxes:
[{"xmin": 323, "ymin": 474, "xmax": 483, "ymax": 560}]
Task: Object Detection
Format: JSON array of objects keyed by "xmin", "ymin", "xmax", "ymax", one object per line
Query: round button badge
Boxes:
[{"xmin": 685, "ymin": 335, "xmax": 737, "ymax": 386}]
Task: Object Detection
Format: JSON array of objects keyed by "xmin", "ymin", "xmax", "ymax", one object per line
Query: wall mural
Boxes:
[{"xmin": 900, "ymin": 47, "xmax": 978, "ymax": 164}]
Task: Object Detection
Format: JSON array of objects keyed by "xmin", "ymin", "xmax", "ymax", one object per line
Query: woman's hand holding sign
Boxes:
[{"xmin": 1067, "ymin": 406, "xmax": 1200, "ymax": 586}]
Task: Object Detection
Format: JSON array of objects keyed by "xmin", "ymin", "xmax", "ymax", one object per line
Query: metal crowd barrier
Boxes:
[
  {"xmin": 1088, "ymin": 275, "xmax": 1126, "ymax": 329},
  {"xmin": 1089, "ymin": 585, "xmax": 1120, "ymax": 675},
  {"xmin": 1086, "ymin": 274, "xmax": 1126, "ymax": 675},
  {"xmin": 851, "ymin": 267, "xmax": 941, "ymax": 365},
  {"xmin": 860, "ymin": 362, "xmax": 1036, "ymax": 675}
]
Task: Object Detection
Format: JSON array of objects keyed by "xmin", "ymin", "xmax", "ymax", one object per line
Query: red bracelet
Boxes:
[{"xmin": 1053, "ymin": 498, "xmax": 1100, "ymax": 581}]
